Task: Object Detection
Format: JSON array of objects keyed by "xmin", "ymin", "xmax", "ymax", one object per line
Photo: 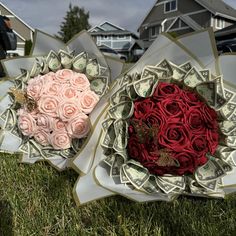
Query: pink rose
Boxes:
[
  {"xmin": 70, "ymin": 73, "xmax": 90, "ymax": 91},
  {"xmin": 18, "ymin": 112, "xmax": 36, "ymax": 137},
  {"xmin": 58, "ymin": 100, "xmax": 80, "ymax": 121},
  {"xmin": 60, "ymin": 85, "xmax": 79, "ymax": 100},
  {"xmin": 66, "ymin": 113, "xmax": 90, "ymax": 138},
  {"xmin": 27, "ymin": 75, "xmax": 44, "ymax": 100},
  {"xmin": 78, "ymin": 90, "xmax": 99, "ymax": 114},
  {"xmin": 38, "ymin": 95, "xmax": 59, "ymax": 118},
  {"xmin": 50, "ymin": 131, "xmax": 71, "ymax": 150},
  {"xmin": 36, "ymin": 113, "xmax": 54, "ymax": 130},
  {"xmin": 55, "ymin": 69, "xmax": 73, "ymax": 83},
  {"xmin": 52, "ymin": 118, "xmax": 66, "ymax": 131},
  {"xmin": 41, "ymin": 72, "xmax": 56, "ymax": 81},
  {"xmin": 34, "ymin": 129, "xmax": 50, "ymax": 146},
  {"xmin": 42, "ymin": 81, "xmax": 61, "ymax": 96}
]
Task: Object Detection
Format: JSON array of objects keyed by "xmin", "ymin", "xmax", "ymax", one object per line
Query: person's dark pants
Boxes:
[{"xmin": 0, "ymin": 49, "xmax": 6, "ymax": 77}]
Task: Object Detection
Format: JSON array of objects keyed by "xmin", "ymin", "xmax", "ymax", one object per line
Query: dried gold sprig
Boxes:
[{"xmin": 9, "ymin": 88, "xmax": 37, "ymax": 112}]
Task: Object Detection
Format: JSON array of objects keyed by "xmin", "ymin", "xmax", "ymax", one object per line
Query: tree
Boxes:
[{"xmin": 57, "ymin": 4, "xmax": 91, "ymax": 43}]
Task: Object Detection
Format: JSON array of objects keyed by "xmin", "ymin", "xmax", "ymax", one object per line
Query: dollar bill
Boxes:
[
  {"xmin": 18, "ymin": 141, "xmax": 29, "ymax": 153},
  {"xmin": 122, "ymin": 162, "xmax": 149, "ymax": 189},
  {"xmin": 180, "ymin": 61, "xmax": 192, "ymax": 72},
  {"xmin": 86, "ymin": 59, "xmax": 99, "ymax": 78},
  {"xmin": 90, "ymin": 76, "xmax": 108, "ymax": 96},
  {"xmin": 108, "ymin": 101, "xmax": 134, "ymax": 119},
  {"xmin": 0, "ymin": 109, "xmax": 9, "ymax": 123},
  {"xmin": 217, "ymin": 159, "xmax": 233, "ymax": 173},
  {"xmin": 110, "ymin": 153, "xmax": 125, "ymax": 177},
  {"xmin": 102, "ymin": 117, "xmax": 114, "ymax": 131},
  {"xmin": 28, "ymin": 140, "xmax": 43, "ymax": 159},
  {"xmin": 30, "ymin": 60, "xmax": 42, "ymax": 77},
  {"xmin": 156, "ymin": 178, "xmax": 177, "ymax": 194},
  {"xmin": 101, "ymin": 124, "xmax": 116, "ymax": 149},
  {"xmin": 215, "ymin": 93, "xmax": 227, "ymax": 110},
  {"xmin": 220, "ymin": 102, "xmax": 236, "ymax": 119},
  {"xmin": 213, "ymin": 76, "xmax": 225, "ymax": 98},
  {"xmin": 158, "ymin": 175, "xmax": 185, "ymax": 190},
  {"xmin": 40, "ymin": 59, "xmax": 50, "ymax": 74},
  {"xmin": 46, "ymin": 50, "xmax": 61, "ymax": 72},
  {"xmin": 198, "ymin": 179, "xmax": 218, "ymax": 192},
  {"xmin": 199, "ymin": 69, "xmax": 211, "ymax": 81},
  {"xmin": 131, "ymin": 73, "xmax": 140, "ymax": 83},
  {"xmin": 229, "ymin": 113, "xmax": 236, "ymax": 122},
  {"xmin": 113, "ymin": 119, "xmax": 128, "ymax": 152},
  {"xmin": 120, "ymin": 166, "xmax": 130, "ymax": 183},
  {"xmin": 126, "ymin": 84, "xmax": 139, "ymax": 100},
  {"xmin": 110, "ymin": 86, "xmax": 127, "ymax": 105},
  {"xmin": 120, "ymin": 74, "xmax": 132, "ymax": 87},
  {"xmin": 58, "ymin": 49, "xmax": 73, "ymax": 69},
  {"xmin": 72, "ymin": 52, "xmax": 87, "ymax": 72},
  {"xmin": 168, "ymin": 61, "xmax": 186, "ymax": 82},
  {"xmin": 156, "ymin": 59, "xmax": 173, "ymax": 77},
  {"xmin": 224, "ymin": 89, "xmax": 235, "ymax": 102},
  {"xmin": 4, "ymin": 109, "xmax": 16, "ymax": 131},
  {"xmin": 215, "ymin": 145, "xmax": 236, "ymax": 162},
  {"xmin": 103, "ymin": 154, "xmax": 115, "ymax": 167},
  {"xmin": 219, "ymin": 121, "xmax": 236, "ymax": 135},
  {"xmin": 196, "ymin": 82, "xmax": 216, "ymax": 107},
  {"xmin": 224, "ymin": 135, "xmax": 236, "ymax": 148},
  {"xmin": 14, "ymin": 70, "xmax": 30, "ymax": 88},
  {"xmin": 72, "ymin": 138, "xmax": 85, "ymax": 152},
  {"xmin": 133, "ymin": 76, "xmax": 158, "ymax": 98},
  {"xmin": 141, "ymin": 66, "xmax": 168, "ymax": 81},
  {"xmin": 183, "ymin": 67, "xmax": 204, "ymax": 88},
  {"xmin": 195, "ymin": 159, "xmax": 226, "ymax": 183},
  {"xmin": 141, "ymin": 175, "xmax": 160, "ymax": 194}
]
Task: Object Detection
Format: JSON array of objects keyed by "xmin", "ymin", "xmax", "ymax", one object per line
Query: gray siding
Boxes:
[{"xmin": 190, "ymin": 11, "xmax": 212, "ymax": 28}]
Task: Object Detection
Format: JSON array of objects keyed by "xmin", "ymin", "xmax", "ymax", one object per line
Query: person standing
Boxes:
[{"xmin": 0, "ymin": 15, "xmax": 12, "ymax": 77}]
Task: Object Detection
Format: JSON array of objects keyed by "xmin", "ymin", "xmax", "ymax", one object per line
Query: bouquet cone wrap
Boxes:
[
  {"xmin": 71, "ymin": 28, "xmax": 236, "ymax": 205},
  {"xmin": 0, "ymin": 30, "xmax": 124, "ymax": 171}
]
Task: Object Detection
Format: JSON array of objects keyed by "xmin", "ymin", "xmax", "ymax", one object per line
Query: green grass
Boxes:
[{"xmin": 0, "ymin": 153, "xmax": 236, "ymax": 235}]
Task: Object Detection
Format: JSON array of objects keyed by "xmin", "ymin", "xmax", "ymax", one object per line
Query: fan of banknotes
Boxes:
[
  {"xmin": 71, "ymin": 29, "xmax": 236, "ymax": 205},
  {"xmin": 0, "ymin": 30, "xmax": 123, "ymax": 171}
]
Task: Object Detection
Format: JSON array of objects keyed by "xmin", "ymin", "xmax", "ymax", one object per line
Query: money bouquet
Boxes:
[
  {"xmin": 0, "ymin": 30, "xmax": 123, "ymax": 170},
  {"xmin": 72, "ymin": 29, "xmax": 236, "ymax": 205}
]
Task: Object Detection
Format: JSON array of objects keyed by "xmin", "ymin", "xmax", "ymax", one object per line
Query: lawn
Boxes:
[{"xmin": 0, "ymin": 152, "xmax": 236, "ymax": 236}]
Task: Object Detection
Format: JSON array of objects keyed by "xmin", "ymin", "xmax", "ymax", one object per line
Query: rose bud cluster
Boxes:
[
  {"xmin": 128, "ymin": 82, "xmax": 219, "ymax": 176},
  {"xmin": 17, "ymin": 69, "xmax": 99, "ymax": 150}
]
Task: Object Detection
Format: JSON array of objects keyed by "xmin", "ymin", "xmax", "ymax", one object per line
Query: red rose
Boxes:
[
  {"xmin": 128, "ymin": 135, "xmax": 144, "ymax": 159},
  {"xmin": 191, "ymin": 135, "xmax": 209, "ymax": 155},
  {"xmin": 200, "ymin": 104, "xmax": 218, "ymax": 129},
  {"xmin": 206, "ymin": 129, "xmax": 219, "ymax": 154},
  {"xmin": 153, "ymin": 82, "xmax": 181, "ymax": 97},
  {"xmin": 182, "ymin": 90, "xmax": 202, "ymax": 105},
  {"xmin": 185, "ymin": 107, "xmax": 206, "ymax": 134},
  {"xmin": 157, "ymin": 98, "xmax": 186, "ymax": 119},
  {"xmin": 172, "ymin": 152, "xmax": 207, "ymax": 175},
  {"xmin": 142, "ymin": 109, "xmax": 165, "ymax": 128},
  {"xmin": 134, "ymin": 97, "xmax": 155, "ymax": 119},
  {"xmin": 158, "ymin": 122, "xmax": 190, "ymax": 152}
]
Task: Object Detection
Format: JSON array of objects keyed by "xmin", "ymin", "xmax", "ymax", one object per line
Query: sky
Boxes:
[{"xmin": 0, "ymin": 0, "xmax": 236, "ymax": 36}]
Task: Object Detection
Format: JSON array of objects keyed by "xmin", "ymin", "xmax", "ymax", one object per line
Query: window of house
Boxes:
[
  {"xmin": 149, "ymin": 26, "xmax": 160, "ymax": 38},
  {"xmin": 165, "ymin": 0, "xmax": 177, "ymax": 13},
  {"xmin": 215, "ymin": 18, "xmax": 225, "ymax": 29}
]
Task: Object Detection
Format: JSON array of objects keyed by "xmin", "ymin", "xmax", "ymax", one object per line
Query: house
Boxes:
[
  {"xmin": 138, "ymin": 0, "xmax": 236, "ymax": 49},
  {"xmin": 0, "ymin": 2, "xmax": 34, "ymax": 56},
  {"xmin": 88, "ymin": 21, "xmax": 143, "ymax": 61}
]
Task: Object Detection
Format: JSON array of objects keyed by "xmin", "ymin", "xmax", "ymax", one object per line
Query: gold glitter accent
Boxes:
[{"xmin": 9, "ymin": 88, "xmax": 37, "ymax": 112}]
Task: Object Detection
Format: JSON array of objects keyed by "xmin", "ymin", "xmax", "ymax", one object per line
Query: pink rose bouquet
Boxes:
[{"xmin": 17, "ymin": 69, "xmax": 98, "ymax": 150}]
